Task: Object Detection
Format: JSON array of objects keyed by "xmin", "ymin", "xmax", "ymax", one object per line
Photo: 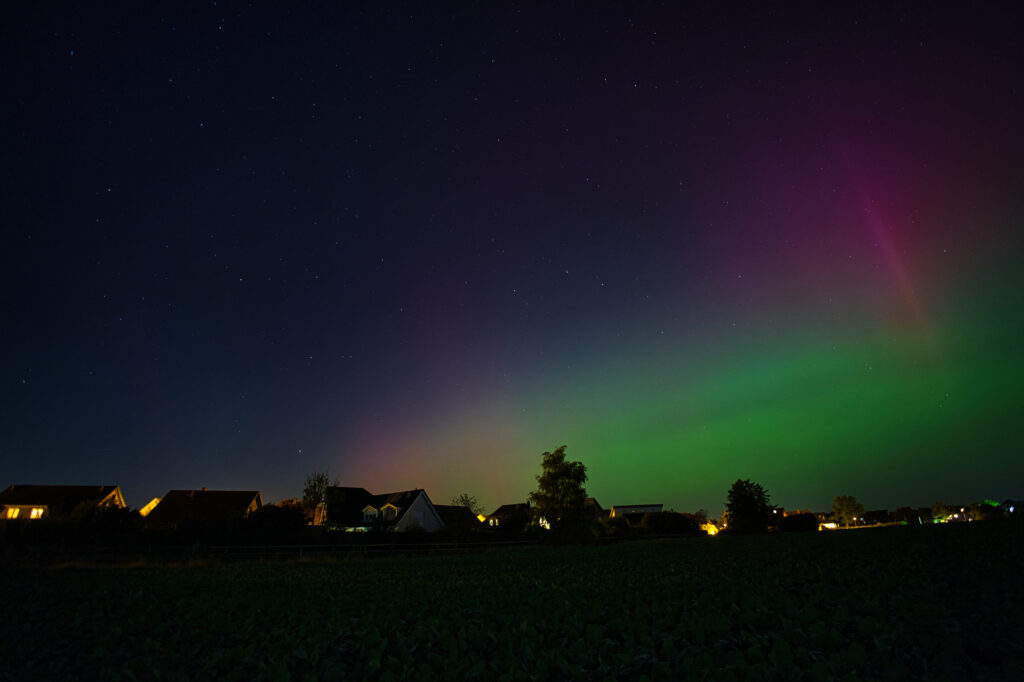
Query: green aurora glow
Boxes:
[{"xmin": 376, "ymin": 267, "xmax": 1023, "ymax": 514}]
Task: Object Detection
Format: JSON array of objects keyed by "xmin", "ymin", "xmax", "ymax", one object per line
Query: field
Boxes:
[{"xmin": 2, "ymin": 523, "xmax": 1022, "ymax": 681}]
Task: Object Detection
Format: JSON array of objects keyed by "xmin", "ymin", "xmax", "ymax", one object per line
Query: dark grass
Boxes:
[{"xmin": 2, "ymin": 522, "xmax": 1022, "ymax": 681}]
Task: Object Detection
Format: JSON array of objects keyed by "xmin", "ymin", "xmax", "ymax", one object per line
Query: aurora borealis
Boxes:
[{"xmin": 2, "ymin": 3, "xmax": 1021, "ymax": 514}]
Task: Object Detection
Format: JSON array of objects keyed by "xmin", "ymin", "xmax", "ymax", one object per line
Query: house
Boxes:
[
  {"xmin": 813, "ymin": 512, "xmax": 838, "ymax": 530},
  {"xmin": 320, "ymin": 486, "xmax": 373, "ymax": 528},
  {"xmin": 783, "ymin": 508, "xmax": 813, "ymax": 517},
  {"xmin": 484, "ymin": 502, "xmax": 531, "ymax": 528},
  {"xmin": 584, "ymin": 497, "xmax": 606, "ymax": 519},
  {"xmin": 434, "ymin": 505, "xmax": 482, "ymax": 530},
  {"xmin": 0, "ymin": 484, "xmax": 126, "ymax": 520},
  {"xmin": 863, "ymin": 509, "xmax": 893, "ymax": 525},
  {"xmin": 144, "ymin": 488, "xmax": 262, "ymax": 527},
  {"xmin": 138, "ymin": 497, "xmax": 161, "ymax": 517},
  {"xmin": 323, "ymin": 487, "xmax": 443, "ymax": 532},
  {"xmin": 609, "ymin": 504, "xmax": 663, "ymax": 526}
]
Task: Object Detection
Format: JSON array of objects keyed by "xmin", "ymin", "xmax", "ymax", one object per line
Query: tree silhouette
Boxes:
[
  {"xmin": 528, "ymin": 445, "xmax": 588, "ymax": 537},
  {"xmin": 931, "ymin": 502, "xmax": 953, "ymax": 522},
  {"xmin": 450, "ymin": 492, "xmax": 483, "ymax": 515},
  {"xmin": 831, "ymin": 495, "xmax": 865, "ymax": 528},
  {"xmin": 302, "ymin": 471, "xmax": 337, "ymax": 511},
  {"xmin": 725, "ymin": 479, "xmax": 772, "ymax": 534}
]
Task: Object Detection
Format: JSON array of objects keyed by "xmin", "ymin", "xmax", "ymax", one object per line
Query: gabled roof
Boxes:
[
  {"xmin": 325, "ymin": 487, "xmax": 430, "ymax": 527},
  {"xmin": 368, "ymin": 490, "xmax": 422, "ymax": 514},
  {"xmin": 434, "ymin": 504, "xmax": 480, "ymax": 527},
  {"xmin": 610, "ymin": 504, "xmax": 662, "ymax": 517},
  {"xmin": 325, "ymin": 487, "xmax": 373, "ymax": 506},
  {"xmin": 0, "ymin": 485, "xmax": 125, "ymax": 517},
  {"xmin": 489, "ymin": 502, "xmax": 530, "ymax": 517},
  {"xmin": 144, "ymin": 489, "xmax": 262, "ymax": 525}
]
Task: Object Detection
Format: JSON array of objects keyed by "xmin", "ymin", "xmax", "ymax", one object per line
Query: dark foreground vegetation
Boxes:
[{"xmin": 2, "ymin": 522, "xmax": 1022, "ymax": 681}]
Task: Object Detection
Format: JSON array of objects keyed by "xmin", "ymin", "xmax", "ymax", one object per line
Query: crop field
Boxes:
[{"xmin": 2, "ymin": 523, "xmax": 1022, "ymax": 681}]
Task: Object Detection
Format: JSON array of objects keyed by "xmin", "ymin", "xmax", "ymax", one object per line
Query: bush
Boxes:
[{"xmin": 601, "ymin": 516, "xmax": 632, "ymax": 537}]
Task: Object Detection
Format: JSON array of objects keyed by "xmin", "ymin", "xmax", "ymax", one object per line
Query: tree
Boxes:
[
  {"xmin": 450, "ymin": 493, "xmax": 483, "ymax": 515},
  {"xmin": 640, "ymin": 511, "xmax": 702, "ymax": 535},
  {"xmin": 969, "ymin": 500, "xmax": 1001, "ymax": 522},
  {"xmin": 931, "ymin": 501, "xmax": 953, "ymax": 523},
  {"xmin": 245, "ymin": 504, "xmax": 308, "ymax": 534},
  {"xmin": 832, "ymin": 495, "xmax": 865, "ymax": 528},
  {"xmin": 725, "ymin": 479, "xmax": 772, "ymax": 534},
  {"xmin": 892, "ymin": 506, "xmax": 916, "ymax": 525},
  {"xmin": 528, "ymin": 445, "xmax": 588, "ymax": 537},
  {"xmin": 277, "ymin": 497, "xmax": 312, "ymax": 524},
  {"xmin": 302, "ymin": 471, "xmax": 337, "ymax": 511}
]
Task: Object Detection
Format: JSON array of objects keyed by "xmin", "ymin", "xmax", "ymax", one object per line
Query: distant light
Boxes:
[{"xmin": 1011, "ymin": 506, "xmax": 1016, "ymax": 514}]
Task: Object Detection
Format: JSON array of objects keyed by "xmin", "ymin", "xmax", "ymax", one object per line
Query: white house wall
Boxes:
[{"xmin": 395, "ymin": 493, "xmax": 443, "ymax": 532}]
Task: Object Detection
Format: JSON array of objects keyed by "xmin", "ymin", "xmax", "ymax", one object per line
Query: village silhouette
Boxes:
[{"xmin": 2, "ymin": 445, "xmax": 1018, "ymax": 561}]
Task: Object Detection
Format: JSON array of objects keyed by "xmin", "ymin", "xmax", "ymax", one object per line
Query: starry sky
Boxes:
[{"xmin": 3, "ymin": 3, "xmax": 1022, "ymax": 514}]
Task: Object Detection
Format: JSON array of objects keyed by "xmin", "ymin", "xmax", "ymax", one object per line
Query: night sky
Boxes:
[{"xmin": 3, "ymin": 3, "xmax": 1022, "ymax": 514}]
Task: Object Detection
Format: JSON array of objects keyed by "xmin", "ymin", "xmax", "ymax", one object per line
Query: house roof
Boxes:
[
  {"xmin": 325, "ymin": 487, "xmax": 429, "ymax": 527},
  {"xmin": 144, "ymin": 489, "xmax": 262, "ymax": 525},
  {"xmin": 611, "ymin": 504, "xmax": 663, "ymax": 510},
  {"xmin": 0, "ymin": 485, "xmax": 124, "ymax": 517},
  {"xmin": 489, "ymin": 502, "xmax": 530, "ymax": 517},
  {"xmin": 324, "ymin": 487, "xmax": 373, "ymax": 505},
  {"xmin": 369, "ymin": 489, "xmax": 422, "ymax": 512},
  {"xmin": 434, "ymin": 504, "xmax": 480, "ymax": 527}
]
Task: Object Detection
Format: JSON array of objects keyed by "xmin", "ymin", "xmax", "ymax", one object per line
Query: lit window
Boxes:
[
  {"xmin": 6, "ymin": 508, "xmax": 19, "ymax": 519},
  {"xmin": 30, "ymin": 508, "xmax": 44, "ymax": 519}
]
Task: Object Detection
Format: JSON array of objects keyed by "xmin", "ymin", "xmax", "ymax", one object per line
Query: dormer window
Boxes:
[
  {"xmin": 362, "ymin": 507, "xmax": 378, "ymax": 523},
  {"xmin": 382, "ymin": 505, "xmax": 397, "ymax": 521}
]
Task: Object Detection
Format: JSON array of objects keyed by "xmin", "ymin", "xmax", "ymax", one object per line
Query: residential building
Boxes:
[
  {"xmin": 434, "ymin": 504, "xmax": 481, "ymax": 530},
  {"xmin": 484, "ymin": 502, "xmax": 531, "ymax": 529},
  {"xmin": 323, "ymin": 487, "xmax": 443, "ymax": 532},
  {"xmin": 0, "ymin": 484, "xmax": 125, "ymax": 520},
  {"xmin": 609, "ymin": 504, "xmax": 663, "ymax": 526},
  {"xmin": 144, "ymin": 488, "xmax": 262, "ymax": 527}
]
